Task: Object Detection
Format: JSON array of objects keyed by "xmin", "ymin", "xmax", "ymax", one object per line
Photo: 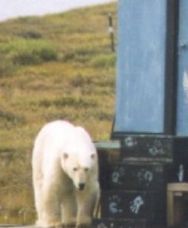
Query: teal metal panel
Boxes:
[
  {"xmin": 114, "ymin": 0, "xmax": 167, "ymax": 133},
  {"xmin": 176, "ymin": 0, "xmax": 188, "ymax": 136}
]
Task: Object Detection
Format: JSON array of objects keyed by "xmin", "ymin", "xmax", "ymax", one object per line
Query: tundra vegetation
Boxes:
[{"xmin": 0, "ymin": 2, "xmax": 116, "ymax": 224}]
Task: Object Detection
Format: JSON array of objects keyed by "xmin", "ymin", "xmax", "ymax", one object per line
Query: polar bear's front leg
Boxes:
[
  {"xmin": 61, "ymin": 192, "xmax": 77, "ymax": 227},
  {"xmin": 39, "ymin": 182, "xmax": 62, "ymax": 227},
  {"xmin": 76, "ymin": 183, "xmax": 100, "ymax": 228}
]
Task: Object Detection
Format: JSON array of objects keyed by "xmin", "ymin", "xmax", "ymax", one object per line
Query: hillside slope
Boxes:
[{"xmin": 0, "ymin": 3, "xmax": 116, "ymax": 224}]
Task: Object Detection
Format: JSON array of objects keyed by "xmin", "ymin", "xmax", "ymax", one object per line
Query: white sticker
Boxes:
[{"xmin": 130, "ymin": 196, "xmax": 144, "ymax": 214}]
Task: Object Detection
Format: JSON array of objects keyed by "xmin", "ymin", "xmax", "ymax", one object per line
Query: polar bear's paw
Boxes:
[
  {"xmin": 76, "ymin": 224, "xmax": 91, "ymax": 228},
  {"xmin": 36, "ymin": 220, "xmax": 63, "ymax": 228},
  {"xmin": 63, "ymin": 223, "xmax": 76, "ymax": 228}
]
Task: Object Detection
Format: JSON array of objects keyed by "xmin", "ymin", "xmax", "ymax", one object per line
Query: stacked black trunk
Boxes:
[{"xmin": 94, "ymin": 135, "xmax": 173, "ymax": 228}]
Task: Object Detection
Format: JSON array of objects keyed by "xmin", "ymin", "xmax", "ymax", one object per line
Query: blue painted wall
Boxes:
[
  {"xmin": 114, "ymin": 0, "xmax": 167, "ymax": 133},
  {"xmin": 176, "ymin": 0, "xmax": 188, "ymax": 136}
]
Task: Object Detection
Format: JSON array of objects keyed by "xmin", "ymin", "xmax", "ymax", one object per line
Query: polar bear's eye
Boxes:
[
  {"xmin": 73, "ymin": 167, "xmax": 78, "ymax": 172},
  {"xmin": 91, "ymin": 153, "xmax": 95, "ymax": 159},
  {"xmin": 63, "ymin": 153, "xmax": 69, "ymax": 159},
  {"xmin": 84, "ymin": 168, "xmax": 89, "ymax": 172}
]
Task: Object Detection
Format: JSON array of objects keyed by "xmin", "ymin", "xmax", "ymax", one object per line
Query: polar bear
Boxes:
[{"xmin": 32, "ymin": 120, "xmax": 100, "ymax": 228}]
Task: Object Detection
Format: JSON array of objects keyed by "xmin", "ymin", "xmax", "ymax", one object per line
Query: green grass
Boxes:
[{"xmin": 0, "ymin": 2, "xmax": 117, "ymax": 224}]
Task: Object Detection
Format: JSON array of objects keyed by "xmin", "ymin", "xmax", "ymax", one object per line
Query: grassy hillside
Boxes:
[{"xmin": 0, "ymin": 3, "xmax": 116, "ymax": 224}]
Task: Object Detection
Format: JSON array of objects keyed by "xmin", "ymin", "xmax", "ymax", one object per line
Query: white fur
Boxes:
[{"xmin": 32, "ymin": 120, "xmax": 100, "ymax": 227}]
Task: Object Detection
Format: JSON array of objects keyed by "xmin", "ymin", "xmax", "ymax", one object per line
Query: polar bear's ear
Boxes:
[
  {"xmin": 63, "ymin": 153, "xmax": 69, "ymax": 160},
  {"xmin": 91, "ymin": 153, "xmax": 95, "ymax": 159}
]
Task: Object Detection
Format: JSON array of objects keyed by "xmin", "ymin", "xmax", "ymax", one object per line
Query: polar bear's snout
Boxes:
[
  {"xmin": 78, "ymin": 182, "xmax": 85, "ymax": 191},
  {"xmin": 73, "ymin": 167, "xmax": 89, "ymax": 191}
]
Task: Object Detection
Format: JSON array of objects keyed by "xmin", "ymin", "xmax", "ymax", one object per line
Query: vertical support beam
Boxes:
[{"xmin": 164, "ymin": 0, "xmax": 179, "ymax": 134}]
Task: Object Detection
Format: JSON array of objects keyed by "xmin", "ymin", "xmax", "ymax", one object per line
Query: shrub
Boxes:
[
  {"xmin": 18, "ymin": 30, "xmax": 42, "ymax": 39},
  {"xmin": 0, "ymin": 110, "xmax": 25, "ymax": 127},
  {"xmin": 13, "ymin": 40, "xmax": 57, "ymax": 65},
  {"xmin": 62, "ymin": 46, "xmax": 96, "ymax": 63},
  {"xmin": 39, "ymin": 48, "xmax": 57, "ymax": 61},
  {"xmin": 0, "ymin": 39, "xmax": 58, "ymax": 66},
  {"xmin": 0, "ymin": 54, "xmax": 15, "ymax": 77},
  {"xmin": 90, "ymin": 53, "xmax": 116, "ymax": 68},
  {"xmin": 39, "ymin": 96, "xmax": 96, "ymax": 108}
]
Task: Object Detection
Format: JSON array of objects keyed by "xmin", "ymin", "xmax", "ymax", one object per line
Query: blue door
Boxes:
[{"xmin": 114, "ymin": 0, "xmax": 167, "ymax": 134}]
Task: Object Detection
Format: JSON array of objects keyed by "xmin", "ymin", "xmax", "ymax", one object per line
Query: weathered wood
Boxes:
[
  {"xmin": 95, "ymin": 140, "xmax": 121, "ymax": 163},
  {"xmin": 167, "ymin": 182, "xmax": 188, "ymax": 192},
  {"xmin": 167, "ymin": 182, "xmax": 188, "ymax": 226}
]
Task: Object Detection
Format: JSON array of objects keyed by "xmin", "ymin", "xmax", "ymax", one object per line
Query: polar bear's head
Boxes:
[
  {"xmin": 62, "ymin": 151, "xmax": 97, "ymax": 191},
  {"xmin": 60, "ymin": 126, "xmax": 98, "ymax": 191}
]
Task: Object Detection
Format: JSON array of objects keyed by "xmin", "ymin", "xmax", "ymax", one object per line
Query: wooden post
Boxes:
[{"xmin": 108, "ymin": 13, "xmax": 115, "ymax": 52}]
